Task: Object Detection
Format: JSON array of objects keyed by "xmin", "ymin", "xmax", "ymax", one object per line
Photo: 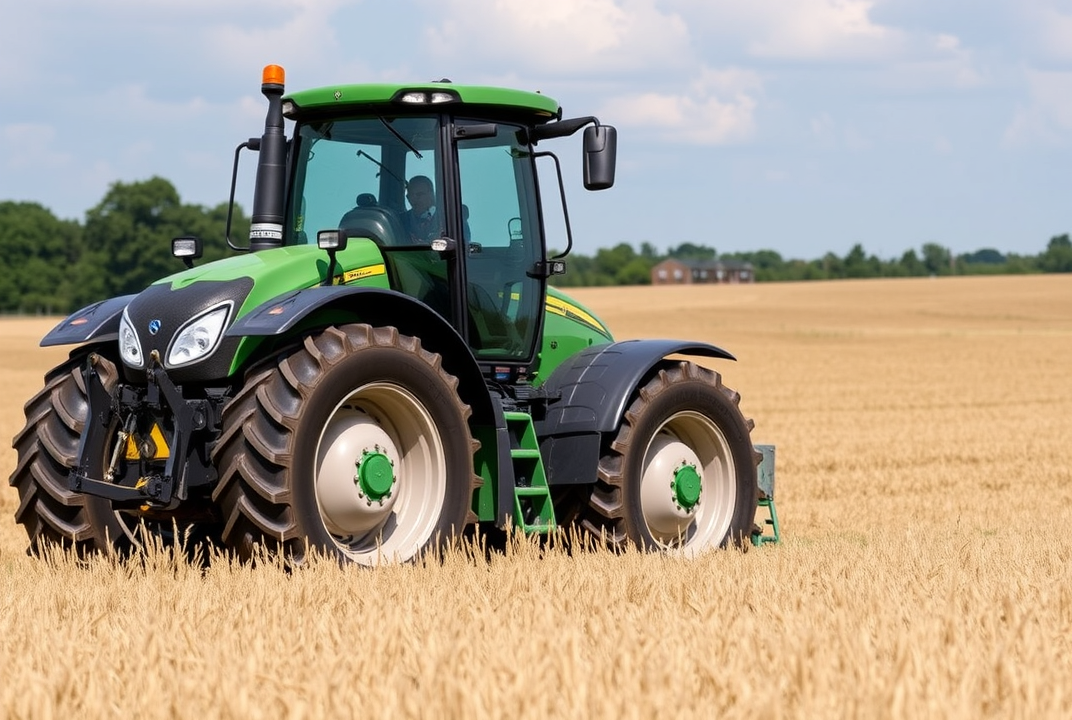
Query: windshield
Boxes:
[{"xmin": 288, "ymin": 116, "xmax": 439, "ymax": 245}]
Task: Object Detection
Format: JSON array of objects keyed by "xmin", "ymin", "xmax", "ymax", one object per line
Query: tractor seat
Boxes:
[{"xmin": 338, "ymin": 204, "xmax": 406, "ymax": 247}]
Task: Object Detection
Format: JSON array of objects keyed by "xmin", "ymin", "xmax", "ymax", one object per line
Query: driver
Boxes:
[
  {"xmin": 401, "ymin": 175, "xmax": 440, "ymax": 242},
  {"xmin": 400, "ymin": 175, "xmax": 472, "ymax": 243}
]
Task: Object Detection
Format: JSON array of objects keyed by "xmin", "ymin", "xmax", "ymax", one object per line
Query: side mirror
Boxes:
[
  {"xmin": 583, "ymin": 125, "xmax": 617, "ymax": 190},
  {"xmin": 172, "ymin": 236, "xmax": 203, "ymax": 269}
]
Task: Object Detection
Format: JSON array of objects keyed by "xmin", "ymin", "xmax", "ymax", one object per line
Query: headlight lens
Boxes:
[
  {"xmin": 118, "ymin": 309, "xmax": 144, "ymax": 368},
  {"xmin": 166, "ymin": 303, "xmax": 231, "ymax": 368}
]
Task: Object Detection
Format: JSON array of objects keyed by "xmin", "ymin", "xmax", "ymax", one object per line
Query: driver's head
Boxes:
[{"xmin": 406, "ymin": 175, "xmax": 435, "ymax": 215}]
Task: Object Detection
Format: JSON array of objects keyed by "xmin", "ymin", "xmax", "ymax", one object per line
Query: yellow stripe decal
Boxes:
[
  {"xmin": 342, "ymin": 264, "xmax": 386, "ymax": 283},
  {"xmin": 545, "ymin": 296, "xmax": 609, "ymax": 335}
]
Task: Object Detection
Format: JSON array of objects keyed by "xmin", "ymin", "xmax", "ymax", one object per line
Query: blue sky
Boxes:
[{"xmin": 2, "ymin": 0, "xmax": 1070, "ymax": 260}]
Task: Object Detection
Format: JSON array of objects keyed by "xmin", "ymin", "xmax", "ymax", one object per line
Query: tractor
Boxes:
[{"xmin": 9, "ymin": 65, "xmax": 776, "ymax": 564}]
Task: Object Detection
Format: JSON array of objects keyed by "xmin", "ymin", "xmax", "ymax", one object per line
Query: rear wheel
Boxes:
[
  {"xmin": 212, "ymin": 324, "xmax": 480, "ymax": 565},
  {"xmin": 582, "ymin": 361, "xmax": 758, "ymax": 554}
]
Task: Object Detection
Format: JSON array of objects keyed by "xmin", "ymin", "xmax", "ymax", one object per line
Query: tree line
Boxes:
[
  {"xmin": 550, "ymin": 237, "xmax": 1072, "ymax": 287},
  {"xmin": 1, "ymin": 177, "xmax": 1068, "ymax": 314},
  {"xmin": 0, "ymin": 178, "xmax": 248, "ymax": 315}
]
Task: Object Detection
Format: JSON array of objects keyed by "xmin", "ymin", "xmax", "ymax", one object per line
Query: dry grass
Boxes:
[{"xmin": 2, "ymin": 275, "xmax": 1071, "ymax": 719}]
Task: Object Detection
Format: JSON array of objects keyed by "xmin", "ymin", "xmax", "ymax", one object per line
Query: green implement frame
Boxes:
[{"xmin": 751, "ymin": 444, "xmax": 781, "ymax": 546}]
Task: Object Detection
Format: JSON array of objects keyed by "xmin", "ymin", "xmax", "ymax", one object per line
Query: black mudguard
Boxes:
[
  {"xmin": 226, "ymin": 285, "xmax": 493, "ymax": 423},
  {"xmin": 40, "ymin": 295, "xmax": 136, "ymax": 347},
  {"xmin": 535, "ymin": 339, "xmax": 736, "ymax": 485}
]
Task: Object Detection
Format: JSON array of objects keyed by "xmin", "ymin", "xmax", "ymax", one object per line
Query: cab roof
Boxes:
[{"xmin": 283, "ymin": 82, "xmax": 563, "ymax": 125}]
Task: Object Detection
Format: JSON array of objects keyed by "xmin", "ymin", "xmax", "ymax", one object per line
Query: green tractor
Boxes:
[{"xmin": 10, "ymin": 65, "xmax": 775, "ymax": 564}]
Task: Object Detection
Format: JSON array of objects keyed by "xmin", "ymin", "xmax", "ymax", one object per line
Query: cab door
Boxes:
[{"xmin": 454, "ymin": 122, "xmax": 545, "ymax": 363}]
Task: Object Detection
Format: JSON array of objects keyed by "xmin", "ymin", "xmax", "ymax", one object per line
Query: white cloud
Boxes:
[
  {"xmin": 424, "ymin": 0, "xmax": 693, "ymax": 75},
  {"xmin": 1019, "ymin": 0, "xmax": 1072, "ymax": 62},
  {"xmin": 1, "ymin": 124, "xmax": 71, "ymax": 171},
  {"xmin": 665, "ymin": 0, "xmax": 901, "ymax": 61},
  {"xmin": 0, "ymin": 7, "xmax": 52, "ymax": 91},
  {"xmin": 1004, "ymin": 69, "xmax": 1072, "ymax": 146},
  {"xmin": 875, "ymin": 32, "xmax": 983, "ymax": 91},
  {"xmin": 746, "ymin": 0, "xmax": 898, "ymax": 59},
  {"xmin": 201, "ymin": 0, "xmax": 348, "ymax": 81},
  {"xmin": 600, "ymin": 67, "xmax": 761, "ymax": 145},
  {"xmin": 807, "ymin": 113, "xmax": 874, "ymax": 152}
]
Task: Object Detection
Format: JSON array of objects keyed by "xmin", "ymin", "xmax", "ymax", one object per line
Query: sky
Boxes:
[{"xmin": 2, "ymin": 0, "xmax": 1071, "ymax": 261}]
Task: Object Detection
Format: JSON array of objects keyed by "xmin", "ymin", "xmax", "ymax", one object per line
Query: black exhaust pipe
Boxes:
[{"xmin": 249, "ymin": 65, "xmax": 287, "ymax": 251}]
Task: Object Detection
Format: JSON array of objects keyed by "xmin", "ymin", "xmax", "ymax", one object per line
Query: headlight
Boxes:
[
  {"xmin": 166, "ymin": 303, "xmax": 231, "ymax": 368},
  {"xmin": 118, "ymin": 309, "xmax": 144, "ymax": 368}
]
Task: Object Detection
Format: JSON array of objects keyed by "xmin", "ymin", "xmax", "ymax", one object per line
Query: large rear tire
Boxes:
[
  {"xmin": 212, "ymin": 324, "xmax": 480, "ymax": 565},
  {"xmin": 581, "ymin": 361, "xmax": 758, "ymax": 554},
  {"xmin": 9, "ymin": 353, "xmax": 130, "ymax": 554}
]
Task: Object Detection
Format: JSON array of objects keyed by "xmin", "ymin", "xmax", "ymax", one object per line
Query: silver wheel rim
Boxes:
[
  {"xmin": 639, "ymin": 410, "xmax": 737, "ymax": 555},
  {"xmin": 314, "ymin": 382, "xmax": 446, "ymax": 565}
]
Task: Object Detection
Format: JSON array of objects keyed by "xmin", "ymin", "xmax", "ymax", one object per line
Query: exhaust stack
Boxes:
[{"xmin": 249, "ymin": 64, "xmax": 287, "ymax": 251}]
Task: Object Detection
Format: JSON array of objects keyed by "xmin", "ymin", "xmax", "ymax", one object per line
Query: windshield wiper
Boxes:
[
  {"xmin": 356, "ymin": 150, "xmax": 405, "ymax": 185},
  {"xmin": 378, "ymin": 116, "xmax": 422, "ymax": 159}
]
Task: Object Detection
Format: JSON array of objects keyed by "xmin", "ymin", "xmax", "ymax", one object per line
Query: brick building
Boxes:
[{"xmin": 650, "ymin": 258, "xmax": 755, "ymax": 285}]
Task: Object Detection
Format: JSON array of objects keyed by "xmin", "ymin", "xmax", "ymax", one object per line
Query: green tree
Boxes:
[
  {"xmin": 1039, "ymin": 234, "xmax": 1072, "ymax": 273},
  {"xmin": 617, "ymin": 258, "xmax": 653, "ymax": 285},
  {"xmin": 844, "ymin": 243, "xmax": 880, "ymax": 278},
  {"xmin": 0, "ymin": 201, "xmax": 83, "ymax": 313},
  {"xmin": 961, "ymin": 248, "xmax": 1006, "ymax": 265},
  {"xmin": 897, "ymin": 249, "xmax": 925, "ymax": 276},
  {"xmin": 592, "ymin": 243, "xmax": 639, "ymax": 284},
  {"xmin": 75, "ymin": 177, "xmax": 245, "ymax": 305},
  {"xmin": 921, "ymin": 243, "xmax": 951, "ymax": 276},
  {"xmin": 667, "ymin": 242, "xmax": 716, "ymax": 262}
]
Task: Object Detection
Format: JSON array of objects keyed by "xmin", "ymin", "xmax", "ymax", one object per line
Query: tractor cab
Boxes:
[
  {"xmin": 270, "ymin": 81, "xmax": 617, "ymax": 375},
  {"xmin": 286, "ymin": 113, "xmax": 542, "ymax": 364}
]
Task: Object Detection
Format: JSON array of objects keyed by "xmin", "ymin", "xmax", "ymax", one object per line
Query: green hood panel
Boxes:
[
  {"xmin": 155, "ymin": 242, "xmax": 390, "ymax": 320},
  {"xmin": 531, "ymin": 287, "xmax": 614, "ymax": 385}
]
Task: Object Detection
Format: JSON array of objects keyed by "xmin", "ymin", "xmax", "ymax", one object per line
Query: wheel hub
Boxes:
[
  {"xmin": 672, "ymin": 463, "xmax": 702, "ymax": 511},
  {"xmin": 315, "ymin": 406, "xmax": 401, "ymax": 537},
  {"xmin": 356, "ymin": 447, "xmax": 395, "ymax": 503}
]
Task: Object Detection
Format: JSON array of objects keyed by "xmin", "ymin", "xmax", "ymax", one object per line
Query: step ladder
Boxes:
[
  {"xmin": 503, "ymin": 411, "xmax": 556, "ymax": 534},
  {"xmin": 751, "ymin": 444, "xmax": 781, "ymax": 546}
]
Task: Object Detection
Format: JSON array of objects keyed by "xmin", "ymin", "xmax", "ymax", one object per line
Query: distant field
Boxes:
[{"xmin": 2, "ymin": 275, "xmax": 1071, "ymax": 718}]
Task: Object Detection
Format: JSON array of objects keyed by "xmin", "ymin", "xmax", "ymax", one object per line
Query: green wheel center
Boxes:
[
  {"xmin": 356, "ymin": 451, "xmax": 395, "ymax": 500},
  {"xmin": 672, "ymin": 464, "xmax": 702, "ymax": 509}
]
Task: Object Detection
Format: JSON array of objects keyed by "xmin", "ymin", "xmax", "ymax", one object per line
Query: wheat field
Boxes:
[{"xmin": 1, "ymin": 275, "xmax": 1070, "ymax": 719}]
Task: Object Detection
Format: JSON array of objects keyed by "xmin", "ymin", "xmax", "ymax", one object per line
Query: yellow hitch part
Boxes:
[{"xmin": 124, "ymin": 424, "xmax": 171, "ymax": 460}]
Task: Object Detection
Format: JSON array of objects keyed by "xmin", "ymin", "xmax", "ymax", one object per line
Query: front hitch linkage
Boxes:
[{"xmin": 68, "ymin": 352, "xmax": 211, "ymax": 509}]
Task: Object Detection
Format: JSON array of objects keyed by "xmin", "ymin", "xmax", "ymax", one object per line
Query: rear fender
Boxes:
[
  {"xmin": 535, "ymin": 339, "xmax": 736, "ymax": 485},
  {"xmin": 40, "ymin": 295, "xmax": 136, "ymax": 347},
  {"xmin": 226, "ymin": 285, "xmax": 492, "ymax": 423}
]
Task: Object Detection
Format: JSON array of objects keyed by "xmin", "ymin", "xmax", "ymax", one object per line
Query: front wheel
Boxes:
[
  {"xmin": 9, "ymin": 353, "xmax": 129, "ymax": 554},
  {"xmin": 212, "ymin": 324, "xmax": 480, "ymax": 565},
  {"xmin": 582, "ymin": 361, "xmax": 758, "ymax": 554}
]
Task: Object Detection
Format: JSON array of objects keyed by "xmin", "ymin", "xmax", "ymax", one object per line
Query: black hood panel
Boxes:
[{"xmin": 123, "ymin": 278, "xmax": 254, "ymax": 384}]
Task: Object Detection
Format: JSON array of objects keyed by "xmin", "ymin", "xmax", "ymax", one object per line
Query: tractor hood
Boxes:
[{"xmin": 117, "ymin": 243, "xmax": 387, "ymax": 383}]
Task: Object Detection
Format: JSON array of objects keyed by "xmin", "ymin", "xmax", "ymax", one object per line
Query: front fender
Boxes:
[
  {"xmin": 40, "ymin": 295, "xmax": 136, "ymax": 347},
  {"xmin": 226, "ymin": 285, "xmax": 493, "ymax": 424}
]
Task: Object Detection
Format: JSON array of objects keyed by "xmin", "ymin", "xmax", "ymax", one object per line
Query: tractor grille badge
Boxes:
[{"xmin": 148, "ymin": 319, "xmax": 161, "ymax": 335}]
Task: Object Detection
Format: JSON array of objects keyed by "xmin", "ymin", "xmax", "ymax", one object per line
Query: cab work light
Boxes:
[{"xmin": 395, "ymin": 89, "xmax": 460, "ymax": 105}]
